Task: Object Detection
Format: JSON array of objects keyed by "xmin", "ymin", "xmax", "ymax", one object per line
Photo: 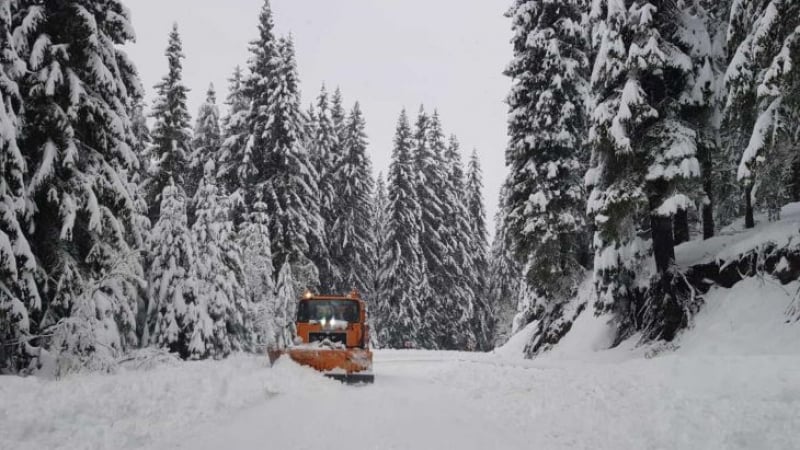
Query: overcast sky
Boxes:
[{"xmin": 125, "ymin": 0, "xmax": 512, "ymax": 229}]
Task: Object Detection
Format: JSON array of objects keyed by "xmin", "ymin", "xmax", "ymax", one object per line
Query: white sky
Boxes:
[{"xmin": 125, "ymin": 0, "xmax": 512, "ymax": 228}]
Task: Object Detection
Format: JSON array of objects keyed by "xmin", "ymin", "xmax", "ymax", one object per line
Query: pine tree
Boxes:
[
  {"xmin": 128, "ymin": 99, "xmax": 153, "ymax": 342},
  {"xmin": 412, "ymin": 107, "xmax": 445, "ymax": 349},
  {"xmin": 310, "ymin": 85, "xmax": 339, "ymax": 289},
  {"xmin": 488, "ymin": 182, "xmax": 531, "ymax": 346},
  {"xmin": 438, "ymin": 134, "xmax": 478, "ymax": 350},
  {"xmin": 273, "ymin": 262, "xmax": 297, "ymax": 348},
  {"xmin": 188, "ymin": 84, "xmax": 222, "ymax": 223},
  {"xmin": 264, "ymin": 35, "xmax": 324, "ymax": 291},
  {"xmin": 370, "ymin": 173, "xmax": 389, "ymax": 345},
  {"xmin": 191, "ymin": 161, "xmax": 250, "ymax": 358},
  {"xmin": 330, "ymin": 102, "xmax": 375, "ymax": 295},
  {"xmin": 487, "ymin": 193, "xmax": 526, "ymax": 347},
  {"xmin": 331, "ymin": 87, "xmax": 347, "ymax": 143},
  {"xmin": 147, "ymin": 24, "xmax": 192, "ymax": 225},
  {"xmin": 131, "ymin": 101, "xmax": 151, "ymax": 182},
  {"xmin": 504, "ymin": 0, "xmax": 588, "ymax": 292},
  {"xmin": 238, "ymin": 197, "xmax": 276, "ymax": 346},
  {"xmin": 503, "ymin": 0, "xmax": 589, "ymax": 354},
  {"xmin": 218, "ymin": 66, "xmax": 250, "ymax": 204},
  {"xmin": 16, "ymin": 0, "xmax": 147, "ymax": 371},
  {"xmin": 0, "ymin": 1, "xmax": 39, "ymax": 372},
  {"xmin": 465, "ymin": 150, "xmax": 493, "ymax": 350},
  {"xmin": 145, "ymin": 182, "xmax": 198, "ymax": 358},
  {"xmin": 242, "ymin": 0, "xmax": 280, "ymax": 195},
  {"xmin": 378, "ymin": 110, "xmax": 424, "ymax": 348},
  {"xmin": 243, "ymin": 3, "xmax": 323, "ymax": 290},
  {"xmin": 587, "ymin": 0, "xmax": 702, "ymax": 340}
]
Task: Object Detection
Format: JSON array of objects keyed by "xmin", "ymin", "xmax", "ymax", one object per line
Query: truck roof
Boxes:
[{"xmin": 300, "ymin": 291, "xmax": 362, "ymax": 301}]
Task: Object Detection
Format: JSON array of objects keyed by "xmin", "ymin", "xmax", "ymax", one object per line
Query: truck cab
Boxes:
[{"xmin": 295, "ymin": 291, "xmax": 369, "ymax": 349}]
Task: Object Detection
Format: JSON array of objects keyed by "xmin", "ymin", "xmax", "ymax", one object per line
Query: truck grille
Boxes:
[{"xmin": 309, "ymin": 332, "xmax": 347, "ymax": 345}]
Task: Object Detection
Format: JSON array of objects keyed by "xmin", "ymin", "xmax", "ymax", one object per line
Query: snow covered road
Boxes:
[
  {"xmin": 3, "ymin": 346, "xmax": 800, "ymax": 450},
  {"xmin": 172, "ymin": 353, "xmax": 530, "ymax": 450},
  {"xmin": 167, "ymin": 351, "xmax": 800, "ymax": 450}
]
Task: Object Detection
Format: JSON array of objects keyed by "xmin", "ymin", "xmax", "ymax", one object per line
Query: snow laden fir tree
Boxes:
[
  {"xmin": 190, "ymin": 162, "xmax": 249, "ymax": 358},
  {"xmin": 502, "ymin": 0, "xmax": 590, "ymax": 356},
  {"xmin": 147, "ymin": 24, "xmax": 192, "ymax": 226},
  {"xmin": 0, "ymin": 0, "xmax": 148, "ymax": 373}
]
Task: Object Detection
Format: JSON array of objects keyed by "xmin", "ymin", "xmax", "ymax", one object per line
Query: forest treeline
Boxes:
[{"xmin": 0, "ymin": 0, "xmax": 491, "ymax": 375}]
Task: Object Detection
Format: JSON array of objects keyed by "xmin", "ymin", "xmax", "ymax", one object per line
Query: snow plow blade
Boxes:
[
  {"xmin": 325, "ymin": 372, "xmax": 374, "ymax": 384},
  {"xmin": 268, "ymin": 347, "xmax": 374, "ymax": 384}
]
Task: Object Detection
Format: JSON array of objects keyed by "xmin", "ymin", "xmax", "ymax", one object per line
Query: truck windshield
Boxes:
[{"xmin": 297, "ymin": 300, "xmax": 359, "ymax": 323}]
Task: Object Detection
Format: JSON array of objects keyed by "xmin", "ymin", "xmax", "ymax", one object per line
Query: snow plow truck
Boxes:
[{"xmin": 268, "ymin": 289, "xmax": 374, "ymax": 384}]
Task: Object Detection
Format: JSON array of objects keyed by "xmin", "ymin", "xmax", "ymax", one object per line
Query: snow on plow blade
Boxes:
[{"xmin": 269, "ymin": 346, "xmax": 374, "ymax": 384}]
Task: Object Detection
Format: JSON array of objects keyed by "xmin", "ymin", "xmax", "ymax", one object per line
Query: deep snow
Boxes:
[{"xmin": 676, "ymin": 202, "xmax": 800, "ymax": 268}]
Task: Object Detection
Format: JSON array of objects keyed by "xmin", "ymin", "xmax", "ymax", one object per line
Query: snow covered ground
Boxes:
[
  {"xmin": 3, "ymin": 282, "xmax": 799, "ymax": 450},
  {"xmin": 676, "ymin": 202, "xmax": 800, "ymax": 268}
]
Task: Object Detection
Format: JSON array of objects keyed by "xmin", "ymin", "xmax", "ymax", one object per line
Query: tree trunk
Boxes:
[
  {"xmin": 651, "ymin": 213, "xmax": 676, "ymax": 274},
  {"xmin": 702, "ymin": 200, "xmax": 714, "ymax": 240},
  {"xmin": 674, "ymin": 208, "xmax": 690, "ymax": 245},
  {"xmin": 745, "ymin": 183, "xmax": 755, "ymax": 229},
  {"xmin": 701, "ymin": 144, "xmax": 715, "ymax": 239},
  {"xmin": 791, "ymin": 154, "xmax": 800, "ymax": 201}
]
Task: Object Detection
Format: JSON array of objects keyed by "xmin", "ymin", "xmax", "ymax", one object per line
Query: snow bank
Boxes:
[
  {"xmin": 677, "ymin": 276, "xmax": 800, "ymax": 356},
  {"xmin": 0, "ymin": 354, "xmax": 323, "ymax": 450},
  {"xmin": 495, "ymin": 276, "xmax": 623, "ymax": 361},
  {"xmin": 538, "ymin": 277, "xmax": 621, "ymax": 361},
  {"xmin": 492, "ymin": 319, "xmax": 538, "ymax": 358},
  {"xmin": 677, "ymin": 201, "xmax": 800, "ymax": 267}
]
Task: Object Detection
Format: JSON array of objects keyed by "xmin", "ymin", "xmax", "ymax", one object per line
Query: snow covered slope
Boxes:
[
  {"xmin": 496, "ymin": 202, "xmax": 800, "ymax": 361},
  {"xmin": 676, "ymin": 277, "xmax": 799, "ymax": 356},
  {"xmin": 676, "ymin": 202, "xmax": 800, "ymax": 268}
]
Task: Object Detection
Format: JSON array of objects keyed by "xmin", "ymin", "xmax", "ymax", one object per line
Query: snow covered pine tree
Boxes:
[
  {"xmin": 218, "ymin": 66, "xmax": 250, "ymax": 222},
  {"xmin": 465, "ymin": 150, "xmax": 493, "ymax": 350},
  {"xmin": 329, "ymin": 102, "xmax": 375, "ymax": 296},
  {"xmin": 411, "ymin": 107, "xmax": 445, "ymax": 349},
  {"xmin": 189, "ymin": 84, "xmax": 222, "ymax": 224},
  {"xmin": 0, "ymin": 0, "xmax": 39, "ymax": 373},
  {"xmin": 245, "ymin": 1, "xmax": 323, "ymax": 294},
  {"xmin": 145, "ymin": 181, "xmax": 197, "ymax": 358},
  {"xmin": 503, "ymin": 0, "xmax": 590, "ymax": 355},
  {"xmin": 438, "ymin": 133, "xmax": 480, "ymax": 350},
  {"xmin": 146, "ymin": 23, "xmax": 192, "ymax": 225},
  {"xmin": 12, "ymin": 0, "xmax": 148, "ymax": 372},
  {"xmin": 378, "ymin": 111, "xmax": 424, "ymax": 348},
  {"xmin": 587, "ymin": 0, "xmax": 703, "ymax": 341},
  {"xmin": 191, "ymin": 161, "xmax": 251, "ymax": 358},
  {"xmin": 309, "ymin": 86, "xmax": 339, "ymax": 289}
]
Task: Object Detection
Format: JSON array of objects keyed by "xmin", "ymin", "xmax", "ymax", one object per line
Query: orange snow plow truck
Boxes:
[{"xmin": 268, "ymin": 289, "xmax": 374, "ymax": 384}]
